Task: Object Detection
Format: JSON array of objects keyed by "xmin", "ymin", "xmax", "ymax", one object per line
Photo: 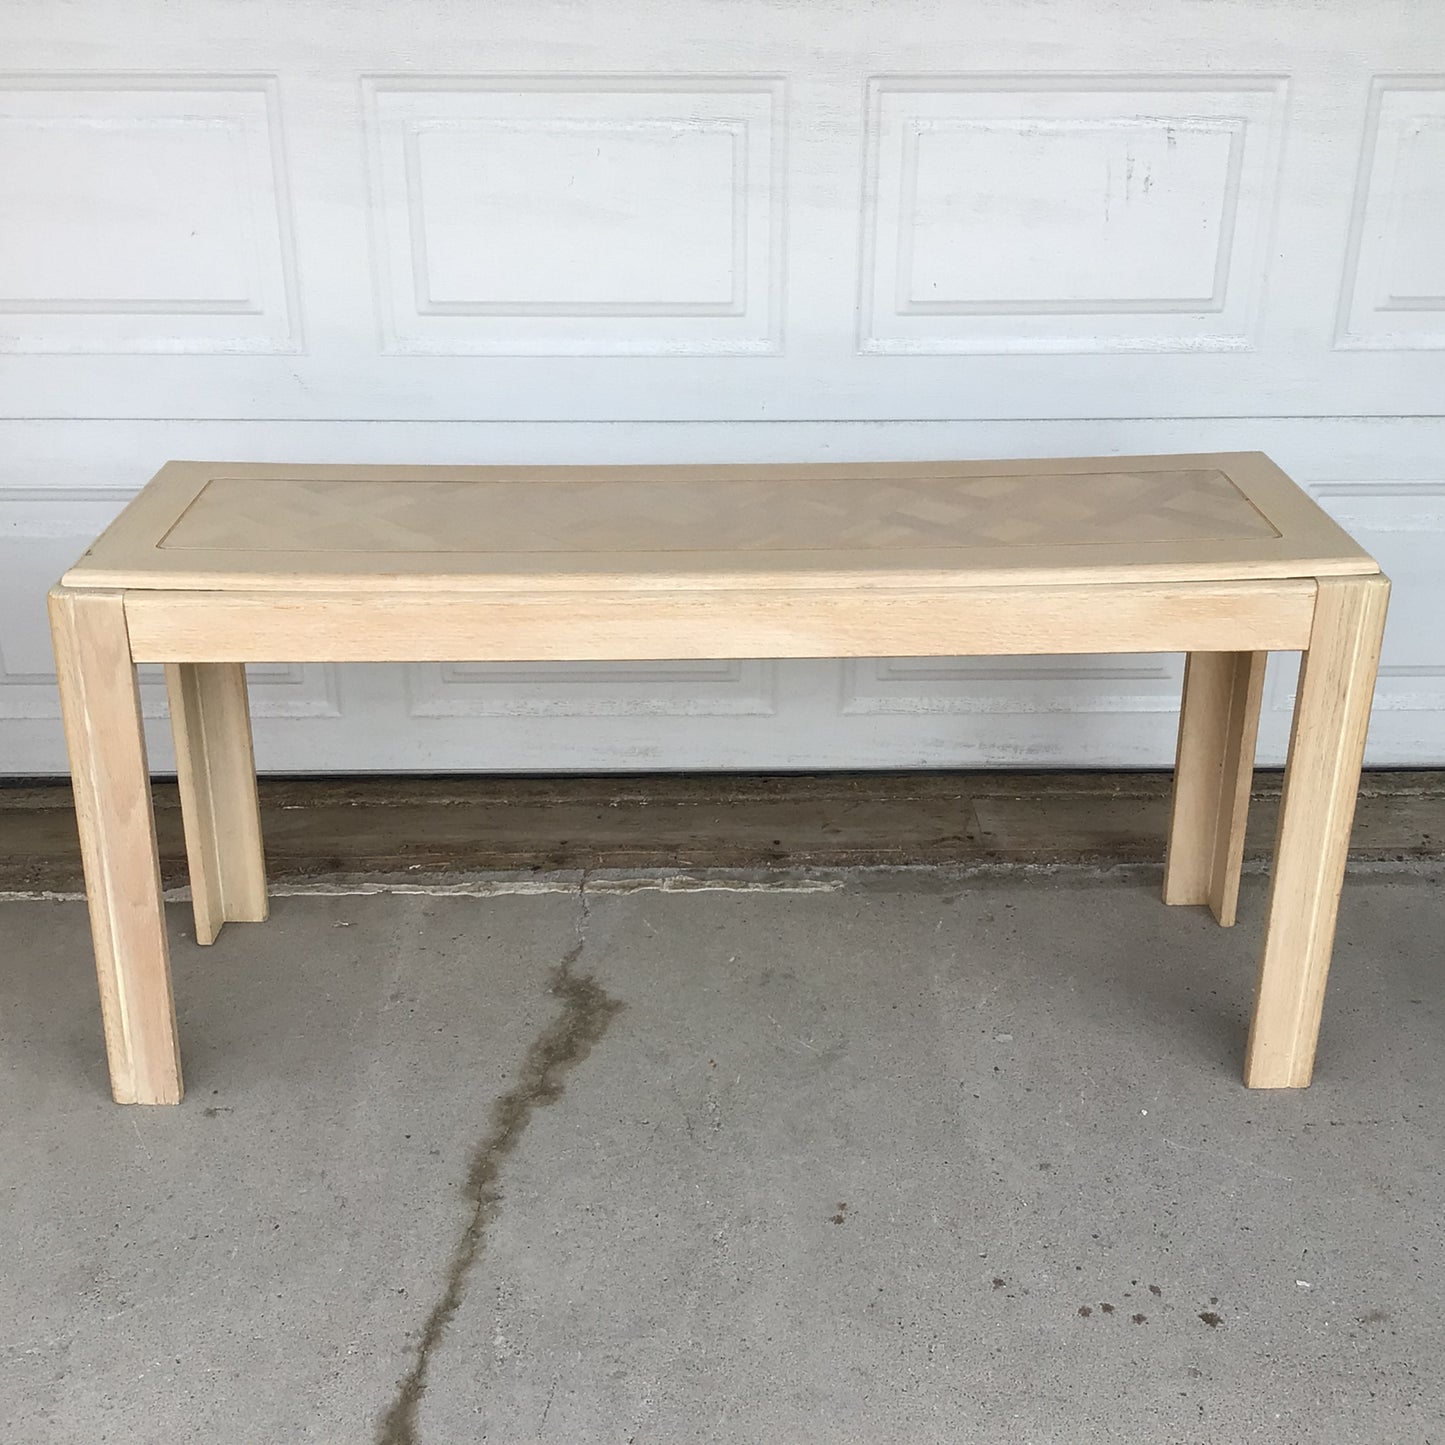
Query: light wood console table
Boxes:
[{"xmin": 49, "ymin": 453, "xmax": 1388, "ymax": 1103}]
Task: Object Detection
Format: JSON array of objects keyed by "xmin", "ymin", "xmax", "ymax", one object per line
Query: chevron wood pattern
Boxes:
[
  {"xmin": 156, "ymin": 467, "xmax": 1280, "ymax": 555},
  {"xmin": 64, "ymin": 452, "xmax": 1375, "ymax": 591}
]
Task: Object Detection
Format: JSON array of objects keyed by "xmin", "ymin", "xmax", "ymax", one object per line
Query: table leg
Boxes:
[
  {"xmin": 1245, "ymin": 574, "xmax": 1390, "ymax": 1088},
  {"xmin": 166, "ymin": 663, "xmax": 268, "ymax": 946},
  {"xmin": 1163, "ymin": 650, "xmax": 1266, "ymax": 926},
  {"xmin": 49, "ymin": 588, "xmax": 182, "ymax": 1105}
]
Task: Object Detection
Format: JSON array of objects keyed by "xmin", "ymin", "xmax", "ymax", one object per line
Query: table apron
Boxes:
[{"xmin": 122, "ymin": 580, "xmax": 1319, "ymax": 664}]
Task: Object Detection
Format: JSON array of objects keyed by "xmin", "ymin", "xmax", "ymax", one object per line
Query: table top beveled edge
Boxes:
[{"xmin": 58, "ymin": 451, "xmax": 1380, "ymax": 594}]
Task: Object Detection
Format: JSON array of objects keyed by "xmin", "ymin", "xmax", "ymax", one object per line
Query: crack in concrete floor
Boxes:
[{"xmin": 375, "ymin": 906, "xmax": 623, "ymax": 1445}]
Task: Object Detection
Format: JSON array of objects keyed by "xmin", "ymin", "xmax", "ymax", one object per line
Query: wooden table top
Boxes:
[{"xmin": 63, "ymin": 452, "xmax": 1376, "ymax": 594}]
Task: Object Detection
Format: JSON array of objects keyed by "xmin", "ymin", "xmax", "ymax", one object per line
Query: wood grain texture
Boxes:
[
  {"xmin": 165, "ymin": 663, "xmax": 268, "ymax": 946},
  {"xmin": 1163, "ymin": 650, "xmax": 1266, "ymax": 925},
  {"xmin": 47, "ymin": 456, "xmax": 1389, "ymax": 1097},
  {"xmin": 157, "ymin": 468, "xmax": 1281, "ymax": 551},
  {"xmin": 124, "ymin": 580, "xmax": 1318, "ymax": 663},
  {"xmin": 47, "ymin": 587, "xmax": 181, "ymax": 1105},
  {"xmin": 63, "ymin": 453, "xmax": 1377, "ymax": 594},
  {"xmin": 1246, "ymin": 574, "xmax": 1391, "ymax": 1088},
  {"xmin": 1207, "ymin": 652, "xmax": 1268, "ymax": 927}
]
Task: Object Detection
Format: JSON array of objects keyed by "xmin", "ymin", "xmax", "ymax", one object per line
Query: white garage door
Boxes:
[{"xmin": 2, "ymin": 0, "xmax": 1442, "ymax": 774}]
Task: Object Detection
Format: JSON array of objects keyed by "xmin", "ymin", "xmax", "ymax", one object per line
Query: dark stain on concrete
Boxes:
[
  {"xmin": 1078, "ymin": 1305, "xmax": 1092, "ymax": 1318},
  {"xmin": 1148, "ymin": 1284, "xmax": 1162, "ymax": 1297},
  {"xmin": 1131, "ymin": 1313, "xmax": 1147, "ymax": 1325},
  {"xmin": 1199, "ymin": 1311, "xmax": 1223, "ymax": 1328},
  {"xmin": 1359, "ymin": 1308, "xmax": 1390, "ymax": 1324},
  {"xmin": 1100, "ymin": 1302, "xmax": 1115, "ymax": 1315},
  {"xmin": 375, "ymin": 937, "xmax": 623, "ymax": 1445}
]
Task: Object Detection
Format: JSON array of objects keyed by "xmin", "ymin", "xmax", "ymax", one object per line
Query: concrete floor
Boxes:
[{"xmin": 2, "ymin": 865, "xmax": 1442, "ymax": 1444}]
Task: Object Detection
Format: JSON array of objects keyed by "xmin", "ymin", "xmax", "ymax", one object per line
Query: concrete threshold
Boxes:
[{"xmin": 1, "ymin": 768, "xmax": 1441, "ymax": 892}]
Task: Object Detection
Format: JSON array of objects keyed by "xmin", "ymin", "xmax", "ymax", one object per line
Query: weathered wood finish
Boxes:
[
  {"xmin": 48, "ymin": 454, "xmax": 1388, "ymax": 1099},
  {"xmin": 1164, "ymin": 650, "xmax": 1267, "ymax": 926},
  {"xmin": 123, "ymin": 580, "xmax": 1318, "ymax": 664},
  {"xmin": 65, "ymin": 453, "xmax": 1375, "ymax": 594},
  {"xmin": 165, "ymin": 663, "xmax": 268, "ymax": 945},
  {"xmin": 1246, "ymin": 575, "xmax": 1391, "ymax": 1088},
  {"xmin": 48, "ymin": 588, "xmax": 182, "ymax": 1105}
]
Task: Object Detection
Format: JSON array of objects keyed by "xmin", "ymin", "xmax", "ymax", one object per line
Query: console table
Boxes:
[{"xmin": 48, "ymin": 453, "xmax": 1388, "ymax": 1103}]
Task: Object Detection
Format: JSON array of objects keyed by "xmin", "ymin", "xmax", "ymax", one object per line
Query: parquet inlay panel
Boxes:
[{"xmin": 158, "ymin": 469, "xmax": 1279, "ymax": 554}]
